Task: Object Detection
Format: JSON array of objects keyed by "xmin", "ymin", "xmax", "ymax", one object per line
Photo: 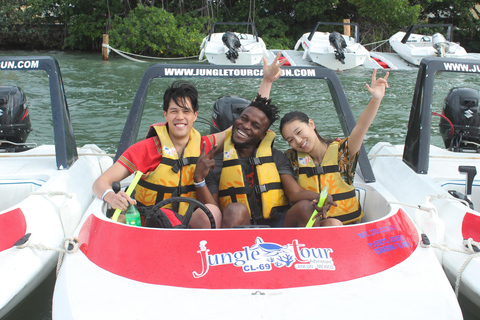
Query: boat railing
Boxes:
[
  {"xmin": 307, "ymin": 21, "xmax": 360, "ymax": 43},
  {"xmin": 401, "ymin": 24, "xmax": 454, "ymax": 44},
  {"xmin": 207, "ymin": 22, "xmax": 260, "ymax": 42}
]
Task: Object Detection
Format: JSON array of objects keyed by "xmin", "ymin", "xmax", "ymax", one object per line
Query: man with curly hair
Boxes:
[{"xmin": 194, "ymin": 95, "xmax": 340, "ymax": 228}]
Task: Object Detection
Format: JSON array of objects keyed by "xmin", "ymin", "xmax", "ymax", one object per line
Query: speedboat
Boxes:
[
  {"xmin": 389, "ymin": 24, "xmax": 468, "ymax": 66},
  {"xmin": 294, "ymin": 21, "xmax": 370, "ymax": 71},
  {"xmin": 369, "ymin": 57, "xmax": 480, "ymax": 314},
  {"xmin": 52, "ymin": 63, "xmax": 462, "ymax": 319},
  {"xmin": 0, "ymin": 56, "xmax": 112, "ymax": 317},
  {"xmin": 199, "ymin": 22, "xmax": 269, "ymax": 65}
]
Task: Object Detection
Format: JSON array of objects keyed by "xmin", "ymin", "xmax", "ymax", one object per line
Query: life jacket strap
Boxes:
[
  {"xmin": 222, "ymin": 156, "xmax": 274, "ymax": 168},
  {"xmin": 299, "ymin": 164, "xmax": 338, "ymax": 177},
  {"xmin": 161, "ymin": 156, "xmax": 198, "ymax": 173},
  {"xmin": 331, "ymin": 189, "xmax": 356, "ymax": 202}
]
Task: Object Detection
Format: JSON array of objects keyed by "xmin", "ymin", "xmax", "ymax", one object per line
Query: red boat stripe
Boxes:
[
  {"xmin": 462, "ymin": 211, "xmax": 480, "ymax": 241},
  {"xmin": 79, "ymin": 209, "xmax": 419, "ymax": 289},
  {"xmin": 0, "ymin": 208, "xmax": 27, "ymax": 252}
]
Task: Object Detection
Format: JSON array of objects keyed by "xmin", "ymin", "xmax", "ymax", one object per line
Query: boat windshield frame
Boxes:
[
  {"xmin": 400, "ymin": 24, "xmax": 454, "ymax": 44},
  {"xmin": 403, "ymin": 56, "xmax": 480, "ymax": 173},
  {"xmin": 307, "ymin": 22, "xmax": 360, "ymax": 43},
  {"xmin": 114, "ymin": 63, "xmax": 376, "ymax": 183},
  {"xmin": 0, "ymin": 56, "xmax": 78, "ymax": 169}
]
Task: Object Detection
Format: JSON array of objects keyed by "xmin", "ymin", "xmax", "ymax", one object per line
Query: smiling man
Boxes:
[
  {"xmin": 93, "ymin": 53, "xmax": 287, "ymax": 229},
  {"xmin": 197, "ymin": 95, "xmax": 341, "ymax": 228}
]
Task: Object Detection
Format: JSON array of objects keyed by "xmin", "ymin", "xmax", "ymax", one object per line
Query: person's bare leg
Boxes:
[
  {"xmin": 222, "ymin": 203, "xmax": 250, "ymax": 228},
  {"xmin": 283, "ymin": 200, "xmax": 312, "ymax": 227}
]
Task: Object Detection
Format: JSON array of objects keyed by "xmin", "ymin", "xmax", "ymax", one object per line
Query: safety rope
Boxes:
[
  {"xmin": 390, "ymin": 195, "xmax": 479, "ymax": 298},
  {"xmin": 15, "ymin": 234, "xmax": 79, "ymax": 275},
  {"xmin": 363, "ymin": 39, "xmax": 389, "ymax": 52},
  {"xmin": 421, "ymin": 238, "xmax": 480, "ymax": 297},
  {"xmin": 103, "ymin": 44, "xmax": 199, "ymax": 63}
]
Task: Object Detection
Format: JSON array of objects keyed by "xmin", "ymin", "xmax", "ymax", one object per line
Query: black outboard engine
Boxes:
[
  {"xmin": 210, "ymin": 95, "xmax": 250, "ymax": 133},
  {"xmin": 439, "ymin": 87, "xmax": 480, "ymax": 152},
  {"xmin": 329, "ymin": 31, "xmax": 347, "ymax": 64},
  {"xmin": 0, "ymin": 86, "xmax": 32, "ymax": 152},
  {"xmin": 222, "ymin": 31, "xmax": 242, "ymax": 63}
]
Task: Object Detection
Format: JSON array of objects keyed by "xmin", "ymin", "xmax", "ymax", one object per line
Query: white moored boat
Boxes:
[
  {"xmin": 53, "ymin": 63, "xmax": 462, "ymax": 319},
  {"xmin": 389, "ymin": 24, "xmax": 468, "ymax": 66},
  {"xmin": 0, "ymin": 56, "xmax": 112, "ymax": 318},
  {"xmin": 199, "ymin": 22, "xmax": 269, "ymax": 65},
  {"xmin": 369, "ymin": 57, "xmax": 480, "ymax": 315},
  {"xmin": 294, "ymin": 21, "xmax": 370, "ymax": 71}
]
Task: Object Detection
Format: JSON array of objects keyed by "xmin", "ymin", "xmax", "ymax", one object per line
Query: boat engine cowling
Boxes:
[
  {"xmin": 329, "ymin": 31, "xmax": 347, "ymax": 64},
  {"xmin": 209, "ymin": 95, "xmax": 250, "ymax": 133},
  {"xmin": 432, "ymin": 33, "xmax": 450, "ymax": 56},
  {"xmin": 0, "ymin": 86, "xmax": 32, "ymax": 149},
  {"xmin": 222, "ymin": 31, "xmax": 242, "ymax": 63},
  {"xmin": 439, "ymin": 87, "xmax": 480, "ymax": 151}
]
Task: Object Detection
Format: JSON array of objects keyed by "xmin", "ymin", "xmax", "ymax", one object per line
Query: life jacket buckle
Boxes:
[
  {"xmin": 255, "ymin": 184, "xmax": 268, "ymax": 194},
  {"xmin": 249, "ymin": 157, "xmax": 262, "ymax": 165}
]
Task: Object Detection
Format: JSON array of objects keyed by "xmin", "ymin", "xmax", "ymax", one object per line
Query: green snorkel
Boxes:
[
  {"xmin": 111, "ymin": 171, "xmax": 143, "ymax": 222},
  {"xmin": 305, "ymin": 186, "xmax": 329, "ymax": 228}
]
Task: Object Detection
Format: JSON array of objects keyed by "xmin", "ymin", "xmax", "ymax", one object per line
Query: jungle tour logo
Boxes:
[{"xmin": 192, "ymin": 237, "xmax": 335, "ymax": 278}]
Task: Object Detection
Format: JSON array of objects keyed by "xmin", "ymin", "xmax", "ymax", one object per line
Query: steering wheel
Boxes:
[{"xmin": 151, "ymin": 197, "xmax": 216, "ymax": 229}]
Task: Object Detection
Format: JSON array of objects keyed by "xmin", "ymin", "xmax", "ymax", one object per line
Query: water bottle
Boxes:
[{"xmin": 125, "ymin": 204, "xmax": 141, "ymax": 226}]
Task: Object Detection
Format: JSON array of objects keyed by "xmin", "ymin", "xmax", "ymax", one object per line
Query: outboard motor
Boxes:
[
  {"xmin": 210, "ymin": 95, "xmax": 250, "ymax": 133},
  {"xmin": 222, "ymin": 31, "xmax": 242, "ymax": 63},
  {"xmin": 439, "ymin": 87, "xmax": 480, "ymax": 152},
  {"xmin": 432, "ymin": 33, "xmax": 450, "ymax": 57},
  {"xmin": 0, "ymin": 86, "xmax": 32, "ymax": 152},
  {"xmin": 329, "ymin": 31, "xmax": 347, "ymax": 64}
]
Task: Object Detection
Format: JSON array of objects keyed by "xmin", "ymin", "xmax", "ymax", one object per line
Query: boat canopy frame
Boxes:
[
  {"xmin": 0, "ymin": 56, "xmax": 78, "ymax": 169},
  {"xmin": 403, "ymin": 56, "xmax": 480, "ymax": 173},
  {"xmin": 307, "ymin": 21, "xmax": 360, "ymax": 44},
  {"xmin": 400, "ymin": 24, "xmax": 454, "ymax": 44},
  {"xmin": 207, "ymin": 22, "xmax": 260, "ymax": 43},
  {"xmin": 115, "ymin": 63, "xmax": 376, "ymax": 183}
]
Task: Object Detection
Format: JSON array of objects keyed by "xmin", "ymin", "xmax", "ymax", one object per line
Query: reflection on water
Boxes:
[{"xmin": 1, "ymin": 51, "xmax": 479, "ymax": 319}]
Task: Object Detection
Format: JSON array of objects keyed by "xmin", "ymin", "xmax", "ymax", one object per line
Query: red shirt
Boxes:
[{"xmin": 118, "ymin": 134, "xmax": 216, "ymax": 175}]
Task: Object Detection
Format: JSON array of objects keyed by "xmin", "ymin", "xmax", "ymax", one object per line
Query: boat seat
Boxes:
[{"xmin": 0, "ymin": 179, "xmax": 45, "ymax": 212}]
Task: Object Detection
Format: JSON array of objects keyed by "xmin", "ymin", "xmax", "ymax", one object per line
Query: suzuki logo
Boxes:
[{"xmin": 464, "ymin": 109, "xmax": 474, "ymax": 119}]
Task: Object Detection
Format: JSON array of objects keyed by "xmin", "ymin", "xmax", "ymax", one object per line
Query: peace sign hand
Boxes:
[{"xmin": 194, "ymin": 142, "xmax": 217, "ymax": 184}]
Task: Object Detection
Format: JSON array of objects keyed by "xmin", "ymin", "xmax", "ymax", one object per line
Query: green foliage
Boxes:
[
  {"xmin": 3, "ymin": 0, "xmax": 480, "ymax": 54},
  {"xmin": 108, "ymin": 7, "xmax": 206, "ymax": 57}
]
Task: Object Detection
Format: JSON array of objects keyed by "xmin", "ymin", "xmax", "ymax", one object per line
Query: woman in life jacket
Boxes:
[{"xmin": 279, "ymin": 69, "xmax": 389, "ymax": 224}]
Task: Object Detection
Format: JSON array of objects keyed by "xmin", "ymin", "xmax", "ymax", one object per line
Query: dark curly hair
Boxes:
[{"xmin": 248, "ymin": 94, "xmax": 280, "ymax": 128}]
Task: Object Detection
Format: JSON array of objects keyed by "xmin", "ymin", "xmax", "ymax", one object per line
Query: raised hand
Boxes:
[
  {"xmin": 194, "ymin": 141, "xmax": 217, "ymax": 183},
  {"xmin": 262, "ymin": 52, "xmax": 286, "ymax": 83},
  {"xmin": 366, "ymin": 69, "xmax": 389, "ymax": 100}
]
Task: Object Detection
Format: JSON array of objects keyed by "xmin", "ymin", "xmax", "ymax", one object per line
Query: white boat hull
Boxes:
[
  {"xmin": 369, "ymin": 142, "xmax": 480, "ymax": 311},
  {"xmin": 199, "ymin": 33, "xmax": 269, "ymax": 66},
  {"xmin": 53, "ymin": 180, "xmax": 462, "ymax": 319},
  {"xmin": 389, "ymin": 31, "xmax": 468, "ymax": 66},
  {"xmin": 295, "ymin": 32, "xmax": 369, "ymax": 70},
  {"xmin": 0, "ymin": 145, "xmax": 112, "ymax": 317}
]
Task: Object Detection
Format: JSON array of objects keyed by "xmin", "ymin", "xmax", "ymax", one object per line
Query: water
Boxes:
[{"xmin": 1, "ymin": 51, "xmax": 479, "ymax": 319}]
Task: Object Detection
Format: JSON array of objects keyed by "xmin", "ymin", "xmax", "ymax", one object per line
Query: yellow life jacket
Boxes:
[
  {"xmin": 218, "ymin": 130, "xmax": 289, "ymax": 220},
  {"xmin": 135, "ymin": 124, "xmax": 200, "ymax": 216},
  {"xmin": 295, "ymin": 141, "xmax": 362, "ymax": 224}
]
